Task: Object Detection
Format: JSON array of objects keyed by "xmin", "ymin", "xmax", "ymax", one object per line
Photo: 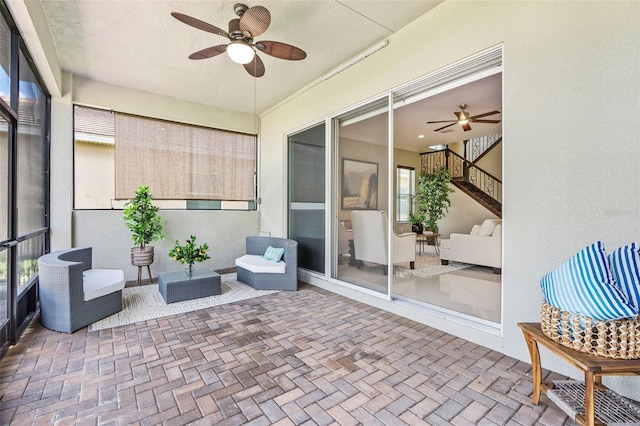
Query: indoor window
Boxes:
[{"xmin": 396, "ymin": 166, "xmax": 414, "ymax": 223}]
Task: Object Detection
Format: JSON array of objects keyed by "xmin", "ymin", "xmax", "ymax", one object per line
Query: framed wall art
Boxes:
[{"xmin": 341, "ymin": 158, "xmax": 378, "ymax": 210}]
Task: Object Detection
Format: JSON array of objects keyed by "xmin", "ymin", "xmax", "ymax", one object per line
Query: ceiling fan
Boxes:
[
  {"xmin": 171, "ymin": 3, "xmax": 307, "ymax": 78},
  {"xmin": 427, "ymin": 104, "xmax": 501, "ymax": 132}
]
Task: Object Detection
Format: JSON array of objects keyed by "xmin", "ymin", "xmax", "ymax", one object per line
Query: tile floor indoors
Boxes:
[
  {"xmin": 337, "ymin": 250, "xmax": 502, "ymax": 324},
  {"xmin": 0, "ymin": 281, "xmax": 574, "ymax": 425}
]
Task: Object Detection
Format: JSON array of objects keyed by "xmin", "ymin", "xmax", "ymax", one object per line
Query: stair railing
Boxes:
[
  {"xmin": 467, "ymin": 133, "xmax": 502, "ymax": 163},
  {"xmin": 420, "ymin": 148, "xmax": 502, "ymax": 206}
]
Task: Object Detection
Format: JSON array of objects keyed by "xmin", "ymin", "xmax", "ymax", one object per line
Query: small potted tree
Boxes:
[
  {"xmin": 415, "ymin": 166, "xmax": 454, "ymax": 233},
  {"xmin": 123, "ymin": 185, "xmax": 165, "ymax": 273}
]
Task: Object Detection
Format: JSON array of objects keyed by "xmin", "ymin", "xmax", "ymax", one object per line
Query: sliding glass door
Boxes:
[
  {"xmin": 287, "ymin": 124, "xmax": 325, "ymax": 273},
  {"xmin": 333, "ymin": 97, "xmax": 391, "ymax": 294},
  {"xmin": 0, "ymin": 113, "xmax": 9, "ymax": 347},
  {"xmin": 389, "ymin": 48, "xmax": 503, "ymax": 326}
]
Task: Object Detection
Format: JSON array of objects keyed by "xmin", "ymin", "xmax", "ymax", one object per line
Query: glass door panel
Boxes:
[
  {"xmin": 0, "ymin": 250, "xmax": 6, "ymax": 324},
  {"xmin": 0, "ymin": 112, "xmax": 8, "ymax": 342},
  {"xmin": 0, "ymin": 114, "xmax": 7, "ymax": 242},
  {"xmin": 288, "ymin": 124, "xmax": 325, "ymax": 273},
  {"xmin": 390, "ymin": 69, "xmax": 503, "ymax": 326},
  {"xmin": 0, "ymin": 20, "xmax": 10, "ymax": 106},
  {"xmin": 333, "ymin": 97, "xmax": 390, "ymax": 294}
]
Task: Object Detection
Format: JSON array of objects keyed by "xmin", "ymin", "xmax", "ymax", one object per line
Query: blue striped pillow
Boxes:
[
  {"xmin": 608, "ymin": 243, "xmax": 640, "ymax": 311},
  {"xmin": 540, "ymin": 241, "xmax": 638, "ymax": 320}
]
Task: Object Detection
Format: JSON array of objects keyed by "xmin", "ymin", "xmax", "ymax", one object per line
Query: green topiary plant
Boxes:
[
  {"xmin": 415, "ymin": 166, "xmax": 454, "ymax": 232},
  {"xmin": 123, "ymin": 186, "xmax": 165, "ymax": 276},
  {"xmin": 123, "ymin": 185, "xmax": 165, "ymax": 249}
]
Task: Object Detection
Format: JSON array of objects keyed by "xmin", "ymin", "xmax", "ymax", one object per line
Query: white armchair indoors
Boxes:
[
  {"xmin": 350, "ymin": 210, "xmax": 416, "ymax": 274},
  {"xmin": 440, "ymin": 219, "xmax": 502, "ymax": 274}
]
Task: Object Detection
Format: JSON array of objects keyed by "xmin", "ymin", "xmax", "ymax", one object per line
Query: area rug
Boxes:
[
  {"xmin": 395, "ymin": 254, "xmax": 470, "ymax": 278},
  {"xmin": 89, "ymin": 273, "xmax": 279, "ymax": 331}
]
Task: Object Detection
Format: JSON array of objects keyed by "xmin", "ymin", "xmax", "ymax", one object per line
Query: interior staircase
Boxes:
[
  {"xmin": 420, "ymin": 134, "xmax": 502, "ymax": 218},
  {"xmin": 451, "ymin": 178, "xmax": 501, "ymax": 217}
]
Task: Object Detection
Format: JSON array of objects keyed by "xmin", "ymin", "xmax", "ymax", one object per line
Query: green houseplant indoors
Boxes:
[
  {"xmin": 415, "ymin": 166, "xmax": 454, "ymax": 232},
  {"xmin": 123, "ymin": 185, "xmax": 165, "ymax": 269},
  {"xmin": 408, "ymin": 210, "xmax": 426, "ymax": 234}
]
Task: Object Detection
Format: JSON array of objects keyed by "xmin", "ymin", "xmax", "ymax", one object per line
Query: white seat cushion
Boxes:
[
  {"xmin": 235, "ymin": 254, "xmax": 287, "ymax": 274},
  {"xmin": 83, "ymin": 269, "xmax": 125, "ymax": 301}
]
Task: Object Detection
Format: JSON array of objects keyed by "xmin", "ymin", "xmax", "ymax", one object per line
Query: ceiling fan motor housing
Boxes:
[{"xmin": 228, "ymin": 18, "xmax": 249, "ymax": 40}]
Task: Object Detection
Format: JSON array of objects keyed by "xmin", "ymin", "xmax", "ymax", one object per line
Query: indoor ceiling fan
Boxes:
[
  {"xmin": 427, "ymin": 104, "xmax": 501, "ymax": 132},
  {"xmin": 171, "ymin": 3, "xmax": 306, "ymax": 78}
]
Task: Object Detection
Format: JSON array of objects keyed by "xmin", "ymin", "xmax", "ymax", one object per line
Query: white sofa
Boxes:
[{"xmin": 439, "ymin": 219, "xmax": 502, "ymax": 274}]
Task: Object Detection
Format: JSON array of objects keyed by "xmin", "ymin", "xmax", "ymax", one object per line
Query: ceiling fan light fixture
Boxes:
[{"xmin": 227, "ymin": 40, "xmax": 254, "ymax": 64}]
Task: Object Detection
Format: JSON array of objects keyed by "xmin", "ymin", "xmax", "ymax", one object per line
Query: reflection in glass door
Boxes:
[
  {"xmin": 333, "ymin": 97, "xmax": 390, "ymax": 294},
  {"xmin": 287, "ymin": 124, "xmax": 325, "ymax": 273}
]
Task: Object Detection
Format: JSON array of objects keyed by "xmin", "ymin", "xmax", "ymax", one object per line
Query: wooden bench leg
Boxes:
[
  {"xmin": 584, "ymin": 371, "xmax": 595, "ymax": 426},
  {"xmin": 522, "ymin": 331, "xmax": 542, "ymax": 405}
]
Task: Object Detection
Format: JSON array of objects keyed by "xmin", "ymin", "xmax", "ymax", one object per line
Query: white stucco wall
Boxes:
[{"xmin": 259, "ymin": 1, "xmax": 640, "ymax": 398}]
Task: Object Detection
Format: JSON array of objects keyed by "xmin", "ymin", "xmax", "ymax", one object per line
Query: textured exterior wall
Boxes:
[
  {"xmin": 259, "ymin": 1, "xmax": 640, "ymax": 399},
  {"xmin": 73, "ymin": 210, "xmax": 259, "ymax": 281}
]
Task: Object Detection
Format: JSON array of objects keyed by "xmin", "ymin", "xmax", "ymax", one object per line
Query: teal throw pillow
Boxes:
[{"xmin": 263, "ymin": 245, "xmax": 285, "ymax": 262}]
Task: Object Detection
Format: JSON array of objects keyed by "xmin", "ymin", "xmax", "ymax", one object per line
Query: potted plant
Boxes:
[
  {"xmin": 408, "ymin": 210, "xmax": 426, "ymax": 234},
  {"xmin": 415, "ymin": 166, "xmax": 454, "ymax": 233},
  {"xmin": 169, "ymin": 235, "xmax": 211, "ymax": 277},
  {"xmin": 123, "ymin": 185, "xmax": 165, "ymax": 269}
]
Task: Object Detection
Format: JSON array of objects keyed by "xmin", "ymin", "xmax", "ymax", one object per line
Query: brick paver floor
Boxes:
[{"xmin": 0, "ymin": 283, "xmax": 574, "ymax": 425}]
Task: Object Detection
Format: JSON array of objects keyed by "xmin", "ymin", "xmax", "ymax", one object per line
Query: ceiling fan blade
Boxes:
[
  {"xmin": 255, "ymin": 41, "xmax": 307, "ymax": 60},
  {"xmin": 433, "ymin": 123, "xmax": 456, "ymax": 132},
  {"xmin": 171, "ymin": 12, "xmax": 229, "ymax": 37},
  {"xmin": 426, "ymin": 120, "xmax": 456, "ymax": 124},
  {"xmin": 244, "ymin": 54, "xmax": 265, "ymax": 77},
  {"xmin": 240, "ymin": 6, "xmax": 271, "ymax": 37},
  {"xmin": 471, "ymin": 119, "xmax": 501, "ymax": 124},
  {"xmin": 461, "ymin": 123, "xmax": 472, "ymax": 131},
  {"xmin": 188, "ymin": 45, "xmax": 226, "ymax": 60},
  {"xmin": 469, "ymin": 110, "xmax": 500, "ymax": 120}
]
